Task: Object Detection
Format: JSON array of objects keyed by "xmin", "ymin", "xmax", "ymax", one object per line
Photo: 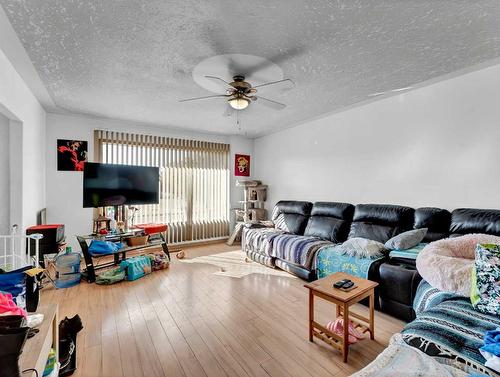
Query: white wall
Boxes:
[
  {"xmin": 0, "ymin": 113, "xmax": 10, "ymax": 234},
  {"xmin": 45, "ymin": 113, "xmax": 253, "ymax": 247},
  {"xmin": 0, "ymin": 48, "xmax": 46, "ymax": 231},
  {"xmin": 254, "ymin": 62, "xmax": 500, "ymax": 211}
]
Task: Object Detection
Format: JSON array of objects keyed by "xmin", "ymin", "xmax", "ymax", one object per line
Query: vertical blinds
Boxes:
[{"xmin": 94, "ymin": 130, "xmax": 230, "ymax": 243}]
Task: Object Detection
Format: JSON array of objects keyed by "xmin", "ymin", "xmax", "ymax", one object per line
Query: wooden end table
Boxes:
[{"xmin": 304, "ymin": 272, "xmax": 378, "ymax": 363}]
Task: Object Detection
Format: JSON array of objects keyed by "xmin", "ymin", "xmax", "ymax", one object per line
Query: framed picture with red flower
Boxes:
[
  {"xmin": 57, "ymin": 139, "xmax": 88, "ymax": 171},
  {"xmin": 235, "ymin": 154, "xmax": 250, "ymax": 177}
]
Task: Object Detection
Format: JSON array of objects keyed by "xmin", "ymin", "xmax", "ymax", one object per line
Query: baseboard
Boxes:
[{"xmin": 169, "ymin": 237, "xmax": 229, "ymax": 251}]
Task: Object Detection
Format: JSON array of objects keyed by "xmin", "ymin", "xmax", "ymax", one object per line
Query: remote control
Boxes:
[
  {"xmin": 342, "ymin": 281, "xmax": 354, "ymax": 289},
  {"xmin": 334, "ymin": 279, "xmax": 350, "ymax": 289}
]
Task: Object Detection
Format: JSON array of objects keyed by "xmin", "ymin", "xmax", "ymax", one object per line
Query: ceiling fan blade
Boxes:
[
  {"xmin": 244, "ymin": 46, "xmax": 305, "ymax": 75},
  {"xmin": 223, "ymin": 103, "xmax": 234, "ymax": 117},
  {"xmin": 253, "ymin": 78, "xmax": 295, "ymax": 91},
  {"xmin": 254, "ymin": 96, "xmax": 287, "ymax": 110},
  {"xmin": 179, "ymin": 94, "xmax": 228, "ymax": 103},
  {"xmin": 205, "ymin": 75, "xmax": 231, "ymax": 88}
]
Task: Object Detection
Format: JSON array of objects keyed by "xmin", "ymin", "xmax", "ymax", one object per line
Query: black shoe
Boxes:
[
  {"xmin": 0, "ymin": 326, "xmax": 29, "ymax": 377},
  {"xmin": 58, "ymin": 336, "xmax": 76, "ymax": 371},
  {"xmin": 59, "ymin": 314, "xmax": 83, "ymax": 339}
]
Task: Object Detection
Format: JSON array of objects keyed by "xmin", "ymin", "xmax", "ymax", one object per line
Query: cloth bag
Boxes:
[
  {"xmin": 0, "ymin": 266, "xmax": 39, "ymax": 311},
  {"xmin": 95, "ymin": 268, "xmax": 125, "ymax": 285},
  {"xmin": 120, "ymin": 256, "xmax": 152, "ymax": 281}
]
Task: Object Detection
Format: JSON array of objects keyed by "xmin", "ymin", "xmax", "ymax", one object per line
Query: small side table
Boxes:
[{"xmin": 304, "ymin": 272, "xmax": 378, "ymax": 363}]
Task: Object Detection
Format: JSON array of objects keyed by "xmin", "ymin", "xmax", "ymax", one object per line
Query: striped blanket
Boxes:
[
  {"xmin": 270, "ymin": 234, "xmax": 333, "ymax": 269},
  {"xmin": 413, "ymin": 280, "xmax": 462, "ymax": 316},
  {"xmin": 402, "ymin": 297, "xmax": 500, "ymax": 375},
  {"xmin": 242, "ymin": 227, "xmax": 285, "ymax": 255}
]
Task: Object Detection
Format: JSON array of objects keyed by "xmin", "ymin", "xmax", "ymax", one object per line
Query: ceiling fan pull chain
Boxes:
[{"xmin": 236, "ymin": 110, "xmax": 242, "ymax": 131}]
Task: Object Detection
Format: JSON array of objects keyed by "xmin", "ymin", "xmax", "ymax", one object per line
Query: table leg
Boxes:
[
  {"xmin": 369, "ymin": 292, "xmax": 375, "ymax": 340},
  {"xmin": 308, "ymin": 290, "xmax": 314, "ymax": 342},
  {"xmin": 342, "ymin": 304, "xmax": 349, "ymax": 363},
  {"xmin": 160, "ymin": 232, "xmax": 171, "ymax": 261},
  {"xmin": 336, "ymin": 304, "xmax": 341, "ymax": 318}
]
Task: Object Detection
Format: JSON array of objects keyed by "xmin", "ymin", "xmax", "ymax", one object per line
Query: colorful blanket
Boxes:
[
  {"xmin": 389, "ymin": 242, "xmax": 427, "ymax": 260},
  {"xmin": 316, "ymin": 244, "xmax": 384, "ymax": 279},
  {"xmin": 402, "ymin": 297, "xmax": 500, "ymax": 375}
]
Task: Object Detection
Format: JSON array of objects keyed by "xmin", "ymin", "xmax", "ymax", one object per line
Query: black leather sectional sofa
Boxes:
[{"xmin": 242, "ymin": 201, "xmax": 500, "ymax": 322}]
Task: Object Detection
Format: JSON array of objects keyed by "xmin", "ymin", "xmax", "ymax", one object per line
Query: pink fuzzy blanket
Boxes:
[{"xmin": 416, "ymin": 234, "xmax": 500, "ymax": 296}]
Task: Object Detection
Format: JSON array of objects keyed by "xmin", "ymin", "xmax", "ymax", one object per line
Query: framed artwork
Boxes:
[
  {"xmin": 235, "ymin": 154, "xmax": 250, "ymax": 177},
  {"xmin": 57, "ymin": 139, "xmax": 88, "ymax": 171}
]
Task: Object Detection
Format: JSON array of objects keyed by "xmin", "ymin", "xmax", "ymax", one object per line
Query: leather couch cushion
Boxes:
[
  {"xmin": 450, "ymin": 208, "xmax": 500, "ymax": 237},
  {"xmin": 310, "ymin": 201, "xmax": 355, "ymax": 219},
  {"xmin": 348, "ymin": 204, "xmax": 415, "ymax": 243},
  {"xmin": 414, "ymin": 207, "xmax": 451, "ymax": 242},
  {"xmin": 304, "ymin": 202, "xmax": 354, "ymax": 242},
  {"xmin": 379, "ymin": 261, "xmax": 422, "ymax": 322},
  {"xmin": 271, "ymin": 201, "xmax": 312, "ymax": 235},
  {"xmin": 349, "ymin": 222, "xmax": 396, "ymax": 244}
]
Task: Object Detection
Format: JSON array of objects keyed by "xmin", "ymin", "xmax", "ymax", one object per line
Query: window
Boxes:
[{"xmin": 95, "ymin": 130, "xmax": 230, "ymax": 243}]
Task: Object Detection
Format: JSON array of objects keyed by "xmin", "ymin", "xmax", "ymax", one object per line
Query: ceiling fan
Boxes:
[{"xmin": 179, "ymin": 75, "xmax": 295, "ymax": 114}]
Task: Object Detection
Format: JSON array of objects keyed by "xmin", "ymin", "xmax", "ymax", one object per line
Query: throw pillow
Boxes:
[
  {"xmin": 339, "ymin": 237, "xmax": 386, "ymax": 259},
  {"xmin": 385, "ymin": 228, "xmax": 428, "ymax": 250},
  {"xmin": 470, "ymin": 243, "xmax": 500, "ymax": 315}
]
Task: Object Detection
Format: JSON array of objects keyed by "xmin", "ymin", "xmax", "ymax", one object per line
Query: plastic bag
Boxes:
[{"xmin": 88, "ymin": 240, "xmax": 123, "ymax": 256}]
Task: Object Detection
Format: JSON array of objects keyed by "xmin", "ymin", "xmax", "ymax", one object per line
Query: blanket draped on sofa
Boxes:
[
  {"xmin": 316, "ymin": 245, "xmax": 384, "ymax": 279},
  {"xmin": 402, "ymin": 297, "xmax": 500, "ymax": 375}
]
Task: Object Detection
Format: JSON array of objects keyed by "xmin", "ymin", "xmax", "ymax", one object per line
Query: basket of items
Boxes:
[{"xmin": 125, "ymin": 234, "xmax": 149, "ymax": 247}]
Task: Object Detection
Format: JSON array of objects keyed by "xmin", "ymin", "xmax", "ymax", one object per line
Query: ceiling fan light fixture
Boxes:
[{"xmin": 228, "ymin": 97, "xmax": 249, "ymax": 110}]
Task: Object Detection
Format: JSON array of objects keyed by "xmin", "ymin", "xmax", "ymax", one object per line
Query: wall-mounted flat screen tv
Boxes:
[{"xmin": 83, "ymin": 162, "xmax": 159, "ymax": 208}]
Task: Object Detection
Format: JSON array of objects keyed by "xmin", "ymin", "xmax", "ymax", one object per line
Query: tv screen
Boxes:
[{"xmin": 83, "ymin": 163, "xmax": 159, "ymax": 208}]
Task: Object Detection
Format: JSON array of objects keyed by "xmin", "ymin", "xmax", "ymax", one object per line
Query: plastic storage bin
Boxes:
[{"xmin": 55, "ymin": 247, "xmax": 81, "ymax": 289}]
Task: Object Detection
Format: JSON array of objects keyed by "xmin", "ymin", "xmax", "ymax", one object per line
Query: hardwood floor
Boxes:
[{"xmin": 42, "ymin": 243, "xmax": 404, "ymax": 377}]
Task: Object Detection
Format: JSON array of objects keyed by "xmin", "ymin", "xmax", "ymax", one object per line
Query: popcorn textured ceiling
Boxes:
[{"xmin": 2, "ymin": 1, "xmax": 500, "ymax": 136}]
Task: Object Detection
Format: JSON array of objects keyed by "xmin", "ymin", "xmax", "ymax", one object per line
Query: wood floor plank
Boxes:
[
  {"xmin": 100, "ymin": 287, "xmax": 124, "ymax": 377},
  {"xmin": 41, "ymin": 243, "xmax": 404, "ymax": 377},
  {"xmin": 112, "ymin": 284, "xmax": 146, "ymax": 377}
]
